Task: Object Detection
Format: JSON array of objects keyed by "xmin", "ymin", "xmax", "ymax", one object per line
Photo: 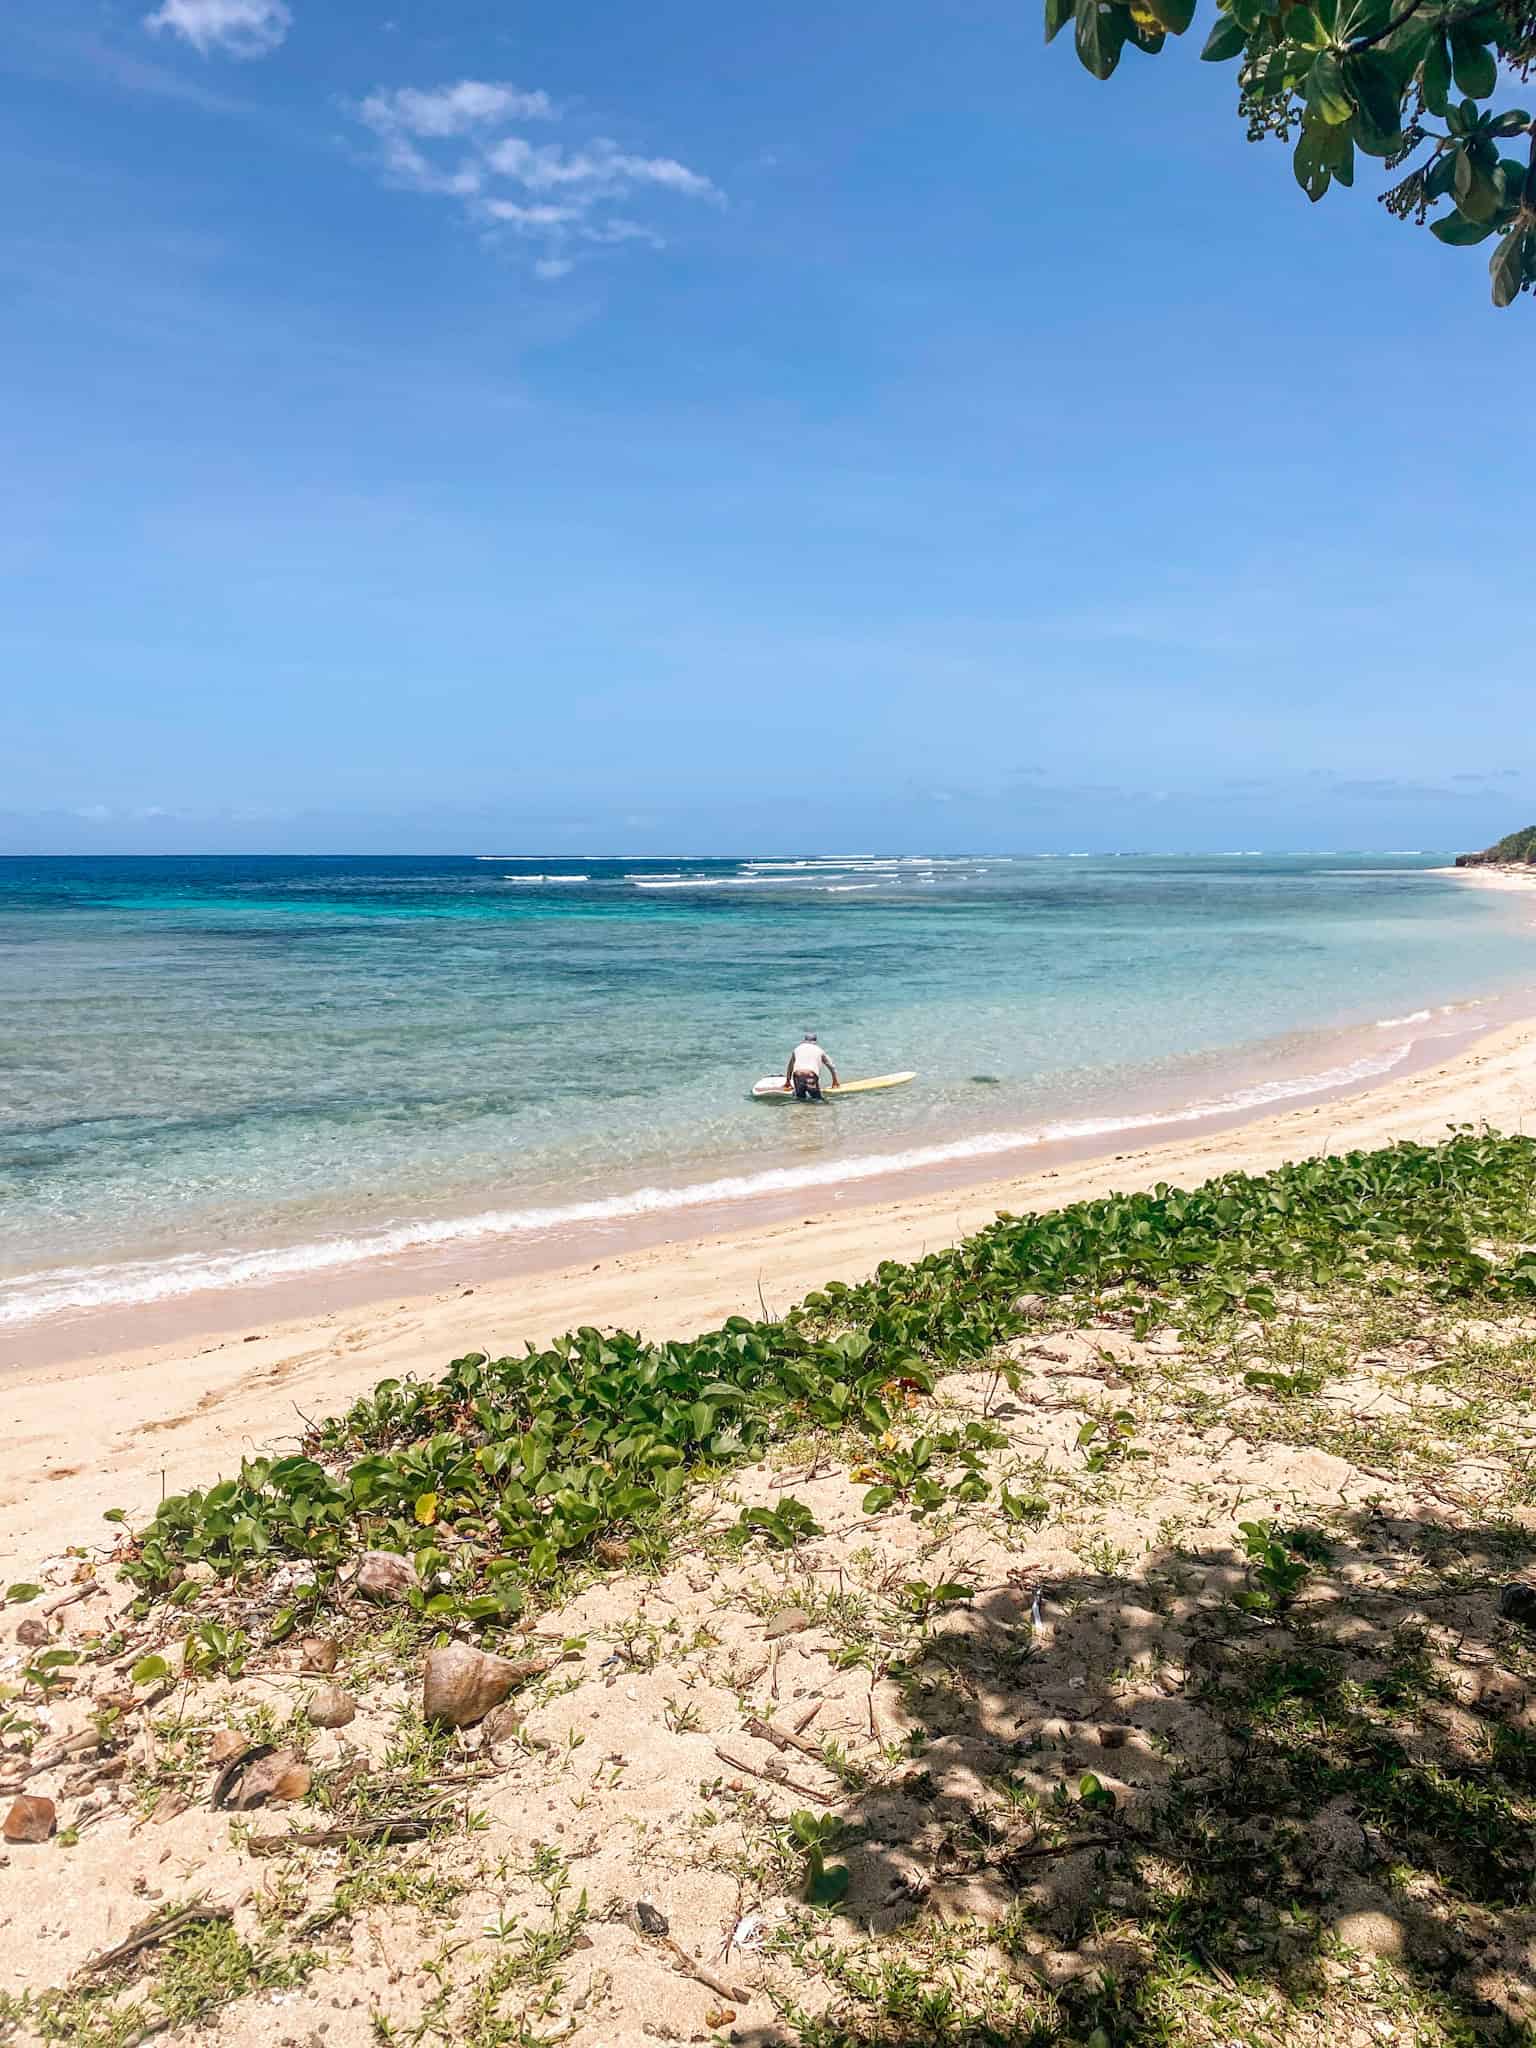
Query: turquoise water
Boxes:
[{"xmin": 1, "ymin": 852, "xmax": 1532, "ymax": 1329}]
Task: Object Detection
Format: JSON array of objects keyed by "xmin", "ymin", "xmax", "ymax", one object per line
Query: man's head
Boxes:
[{"xmin": 802, "ymin": 1030, "xmax": 817, "ymax": 1042}]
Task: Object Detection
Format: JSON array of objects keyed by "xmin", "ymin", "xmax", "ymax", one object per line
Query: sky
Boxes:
[{"xmin": 3, "ymin": 0, "xmax": 1533, "ymax": 857}]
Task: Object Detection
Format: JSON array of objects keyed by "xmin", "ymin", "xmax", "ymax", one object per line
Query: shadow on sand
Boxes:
[{"xmin": 733, "ymin": 1506, "xmax": 1536, "ymax": 2046}]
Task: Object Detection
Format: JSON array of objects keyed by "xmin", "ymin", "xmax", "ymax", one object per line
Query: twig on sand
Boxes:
[
  {"xmin": 44, "ymin": 1581, "xmax": 101, "ymax": 1617},
  {"xmin": 77, "ymin": 1904, "xmax": 233, "ymax": 1978},
  {"xmin": 1005, "ymin": 1835, "xmax": 1116, "ymax": 1863},
  {"xmin": 5, "ymin": 1728, "xmax": 103, "ymax": 1789},
  {"xmin": 714, "ymin": 1745, "xmax": 837, "ymax": 1805},
  {"xmin": 660, "ymin": 1935, "xmax": 747, "ymax": 2004},
  {"xmin": 246, "ymin": 1815, "xmax": 443, "ymax": 1856},
  {"xmin": 744, "ymin": 1714, "xmax": 825, "ymax": 1765},
  {"xmin": 1194, "ymin": 1943, "xmax": 1237, "ymax": 1991}
]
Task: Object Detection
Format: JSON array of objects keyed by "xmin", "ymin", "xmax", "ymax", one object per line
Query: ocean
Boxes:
[{"xmin": 2, "ymin": 852, "xmax": 1532, "ymax": 1336}]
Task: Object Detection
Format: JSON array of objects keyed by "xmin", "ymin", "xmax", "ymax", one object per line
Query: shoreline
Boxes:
[
  {"xmin": 5, "ymin": 985, "xmax": 1532, "ymax": 1362},
  {"xmin": 3, "ymin": 992, "xmax": 1536, "ymax": 1575},
  {"xmin": 7, "ymin": 856, "xmax": 1532, "ymax": 1361},
  {"xmin": 1429, "ymin": 862, "xmax": 1536, "ymax": 893}
]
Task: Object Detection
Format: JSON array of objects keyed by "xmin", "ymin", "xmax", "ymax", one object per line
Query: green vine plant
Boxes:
[{"xmin": 1047, "ymin": 0, "xmax": 1536, "ymax": 303}]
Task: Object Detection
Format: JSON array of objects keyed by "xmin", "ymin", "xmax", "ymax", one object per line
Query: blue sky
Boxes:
[{"xmin": 3, "ymin": 0, "xmax": 1532, "ymax": 855}]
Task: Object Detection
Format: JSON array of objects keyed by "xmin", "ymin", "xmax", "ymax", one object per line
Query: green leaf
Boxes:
[
  {"xmin": 1433, "ymin": 207, "xmax": 1490, "ymax": 241},
  {"xmin": 131, "ymin": 1654, "xmax": 170, "ymax": 1685},
  {"xmin": 807, "ymin": 1862, "xmax": 851, "ymax": 1907},
  {"xmin": 1200, "ymin": 11, "xmax": 1247, "ymax": 58},
  {"xmin": 1454, "ymin": 146, "xmax": 1501, "ymax": 220},
  {"xmin": 1135, "ymin": 0, "xmax": 1195, "ymax": 33},
  {"xmin": 1490, "ymin": 224, "xmax": 1527, "ymax": 306},
  {"xmin": 1045, "ymin": 0, "xmax": 1074, "ymax": 42},
  {"xmin": 5, "ymin": 1583, "xmax": 43, "ymax": 1604},
  {"xmin": 1307, "ymin": 49, "xmax": 1354, "ymax": 125},
  {"xmin": 1489, "ymin": 108, "xmax": 1533, "ymax": 137},
  {"xmin": 1344, "ymin": 52, "xmax": 1403, "ymax": 146},
  {"xmin": 413, "ymin": 1491, "xmax": 438, "ymax": 1526},
  {"xmin": 861, "ymin": 1484, "xmax": 897, "ymax": 1513},
  {"xmin": 1379, "ymin": 15, "xmax": 1435, "ymax": 77},
  {"xmin": 1078, "ymin": 1770, "xmax": 1118, "ymax": 1811},
  {"xmin": 1295, "ymin": 114, "xmax": 1354, "ymax": 198},
  {"xmin": 1075, "ymin": 0, "xmax": 1129, "ymax": 77},
  {"xmin": 1423, "ymin": 151, "xmax": 1458, "ymax": 200},
  {"xmin": 1425, "ymin": 35, "xmax": 1449, "ymax": 117},
  {"xmin": 1449, "ymin": 24, "xmax": 1497, "ymax": 100}
]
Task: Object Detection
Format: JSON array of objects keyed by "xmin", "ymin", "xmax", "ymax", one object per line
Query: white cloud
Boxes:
[
  {"xmin": 354, "ymin": 78, "xmax": 718, "ymax": 278},
  {"xmin": 485, "ymin": 137, "xmax": 717, "ymax": 201},
  {"xmin": 144, "ymin": 0, "xmax": 291, "ymax": 58},
  {"xmin": 484, "ymin": 201, "xmax": 581, "ymax": 229},
  {"xmin": 360, "ymin": 80, "xmax": 555, "ymax": 137}
]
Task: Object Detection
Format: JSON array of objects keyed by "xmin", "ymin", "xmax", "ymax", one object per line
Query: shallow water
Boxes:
[{"xmin": 1, "ymin": 852, "xmax": 1531, "ymax": 1327}]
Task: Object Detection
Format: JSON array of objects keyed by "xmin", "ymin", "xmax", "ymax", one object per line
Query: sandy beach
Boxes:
[{"xmin": 4, "ymin": 960, "xmax": 1535, "ymax": 1578}]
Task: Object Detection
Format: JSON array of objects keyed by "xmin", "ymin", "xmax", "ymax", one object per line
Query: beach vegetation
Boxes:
[
  {"xmin": 14, "ymin": 1138, "xmax": 1536, "ymax": 2048},
  {"xmin": 784, "ymin": 1809, "xmax": 853, "ymax": 1907},
  {"xmin": 115, "ymin": 1129, "xmax": 1536, "ymax": 1639},
  {"xmin": 726, "ymin": 1496, "xmax": 825, "ymax": 1550},
  {"xmin": 0, "ymin": 1908, "xmax": 318, "ymax": 2048},
  {"xmin": 1045, "ymin": 0, "xmax": 1536, "ymax": 306},
  {"xmin": 1234, "ymin": 1518, "xmax": 1320, "ymax": 1609},
  {"xmin": 1465, "ymin": 822, "xmax": 1536, "ymax": 862}
]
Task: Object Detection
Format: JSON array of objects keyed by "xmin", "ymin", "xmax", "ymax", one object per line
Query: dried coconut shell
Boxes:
[
  {"xmin": 354, "ymin": 1552, "xmax": 418, "ymax": 1601},
  {"xmin": 4, "ymin": 1796, "xmax": 56, "ymax": 1844},
  {"xmin": 225, "ymin": 1750, "xmax": 312, "ymax": 1810},
  {"xmin": 306, "ymin": 1684, "xmax": 356, "ymax": 1729}
]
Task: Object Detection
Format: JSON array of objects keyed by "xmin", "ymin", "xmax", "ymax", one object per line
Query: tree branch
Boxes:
[{"xmin": 1348, "ymin": 0, "xmax": 1428, "ymax": 51}]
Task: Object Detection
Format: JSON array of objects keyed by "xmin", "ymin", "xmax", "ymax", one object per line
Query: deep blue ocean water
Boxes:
[{"xmin": 2, "ymin": 851, "xmax": 1532, "ymax": 1328}]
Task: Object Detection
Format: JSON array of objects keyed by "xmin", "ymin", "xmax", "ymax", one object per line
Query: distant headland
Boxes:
[{"xmin": 1456, "ymin": 826, "xmax": 1536, "ymax": 868}]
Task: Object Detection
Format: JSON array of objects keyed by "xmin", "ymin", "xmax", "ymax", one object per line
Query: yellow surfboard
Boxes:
[{"xmin": 751, "ymin": 1071, "xmax": 917, "ymax": 1101}]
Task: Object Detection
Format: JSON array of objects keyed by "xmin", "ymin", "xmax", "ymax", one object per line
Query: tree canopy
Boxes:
[
  {"xmin": 1467, "ymin": 824, "xmax": 1536, "ymax": 860},
  {"xmin": 1047, "ymin": 0, "xmax": 1536, "ymax": 304}
]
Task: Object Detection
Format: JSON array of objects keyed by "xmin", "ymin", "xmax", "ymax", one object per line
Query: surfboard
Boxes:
[{"xmin": 751, "ymin": 1071, "xmax": 917, "ymax": 1101}]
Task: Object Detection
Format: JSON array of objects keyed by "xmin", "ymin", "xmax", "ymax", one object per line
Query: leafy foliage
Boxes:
[
  {"xmin": 726, "ymin": 1497, "xmax": 825, "ymax": 1550},
  {"xmin": 120, "ymin": 1130, "xmax": 1536, "ymax": 1633},
  {"xmin": 1047, "ymin": 0, "xmax": 1536, "ymax": 304},
  {"xmin": 784, "ymin": 1810, "xmax": 852, "ymax": 1907},
  {"xmin": 1463, "ymin": 820, "xmax": 1536, "ymax": 861},
  {"xmin": 1076, "ymin": 1409, "xmax": 1147, "ymax": 1470},
  {"xmin": 1235, "ymin": 1517, "xmax": 1319, "ymax": 1608}
]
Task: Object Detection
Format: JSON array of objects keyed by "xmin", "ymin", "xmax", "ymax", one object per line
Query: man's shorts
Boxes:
[{"xmin": 792, "ymin": 1072, "xmax": 823, "ymax": 1100}]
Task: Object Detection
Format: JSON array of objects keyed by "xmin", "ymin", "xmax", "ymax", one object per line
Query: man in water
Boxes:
[{"xmin": 785, "ymin": 1031, "xmax": 839, "ymax": 1100}]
